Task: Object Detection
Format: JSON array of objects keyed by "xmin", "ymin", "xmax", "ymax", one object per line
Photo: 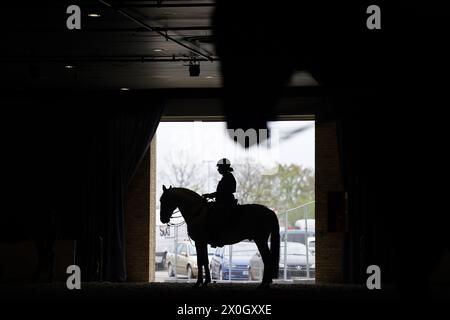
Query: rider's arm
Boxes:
[{"xmin": 202, "ymin": 192, "xmax": 217, "ymax": 199}]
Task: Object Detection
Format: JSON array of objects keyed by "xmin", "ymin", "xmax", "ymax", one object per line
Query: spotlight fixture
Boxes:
[
  {"xmin": 120, "ymin": 87, "xmax": 130, "ymax": 91},
  {"xmin": 189, "ymin": 61, "xmax": 200, "ymax": 77},
  {"xmin": 64, "ymin": 65, "xmax": 76, "ymax": 69},
  {"xmin": 88, "ymin": 13, "xmax": 101, "ymax": 17},
  {"xmin": 153, "ymin": 48, "xmax": 164, "ymax": 52}
]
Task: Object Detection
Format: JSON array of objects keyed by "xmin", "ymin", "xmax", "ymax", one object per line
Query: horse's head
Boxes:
[{"xmin": 160, "ymin": 185, "xmax": 176, "ymax": 224}]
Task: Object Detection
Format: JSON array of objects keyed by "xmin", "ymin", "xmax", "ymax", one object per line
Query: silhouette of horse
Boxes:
[{"xmin": 159, "ymin": 185, "xmax": 280, "ymax": 288}]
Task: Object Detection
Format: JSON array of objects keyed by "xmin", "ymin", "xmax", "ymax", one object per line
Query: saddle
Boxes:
[{"xmin": 205, "ymin": 200, "xmax": 238, "ymax": 247}]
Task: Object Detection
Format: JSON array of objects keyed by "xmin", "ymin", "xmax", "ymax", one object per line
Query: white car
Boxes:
[
  {"xmin": 166, "ymin": 241, "xmax": 215, "ymax": 279},
  {"xmin": 249, "ymin": 242, "xmax": 315, "ymax": 280},
  {"xmin": 307, "ymin": 237, "xmax": 315, "ymax": 255}
]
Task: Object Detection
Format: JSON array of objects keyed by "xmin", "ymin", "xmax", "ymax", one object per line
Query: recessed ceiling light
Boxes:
[
  {"xmin": 120, "ymin": 87, "xmax": 130, "ymax": 91},
  {"xmin": 205, "ymin": 76, "xmax": 214, "ymax": 79},
  {"xmin": 153, "ymin": 48, "xmax": 164, "ymax": 52},
  {"xmin": 64, "ymin": 65, "xmax": 76, "ymax": 69},
  {"xmin": 88, "ymin": 13, "xmax": 101, "ymax": 17}
]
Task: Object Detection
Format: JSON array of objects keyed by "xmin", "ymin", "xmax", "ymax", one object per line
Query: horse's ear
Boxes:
[
  {"xmin": 169, "ymin": 185, "xmax": 172, "ymax": 189},
  {"xmin": 162, "ymin": 185, "xmax": 167, "ymax": 192}
]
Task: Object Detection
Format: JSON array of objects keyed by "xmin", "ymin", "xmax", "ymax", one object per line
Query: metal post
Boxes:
[
  {"xmin": 99, "ymin": 236, "xmax": 103, "ymax": 281},
  {"xmin": 204, "ymin": 160, "xmax": 214, "ymax": 194},
  {"xmin": 279, "ymin": 201, "xmax": 315, "ymax": 280},
  {"xmin": 174, "ymin": 225, "xmax": 178, "ymax": 279},
  {"xmin": 283, "ymin": 211, "xmax": 288, "ymax": 281},
  {"xmin": 305, "ymin": 206, "xmax": 310, "ymax": 278},
  {"xmin": 207, "ymin": 161, "xmax": 211, "ymax": 192},
  {"xmin": 228, "ymin": 245, "xmax": 233, "ymax": 282}
]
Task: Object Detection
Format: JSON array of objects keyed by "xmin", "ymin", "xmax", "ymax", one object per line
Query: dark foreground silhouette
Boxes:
[{"xmin": 160, "ymin": 186, "xmax": 280, "ymax": 288}]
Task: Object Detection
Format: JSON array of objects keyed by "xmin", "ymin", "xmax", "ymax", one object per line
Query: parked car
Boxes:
[
  {"xmin": 210, "ymin": 242, "xmax": 258, "ymax": 280},
  {"xmin": 155, "ymin": 235, "xmax": 174, "ymax": 270},
  {"xmin": 294, "ymin": 219, "xmax": 315, "ymax": 231},
  {"xmin": 249, "ymin": 241, "xmax": 315, "ymax": 280},
  {"xmin": 155, "ymin": 223, "xmax": 190, "ymax": 271},
  {"xmin": 307, "ymin": 237, "xmax": 315, "ymax": 255},
  {"xmin": 166, "ymin": 241, "xmax": 215, "ymax": 279},
  {"xmin": 280, "ymin": 230, "xmax": 315, "ymax": 245}
]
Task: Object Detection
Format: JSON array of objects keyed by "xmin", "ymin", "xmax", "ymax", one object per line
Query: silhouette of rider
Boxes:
[
  {"xmin": 202, "ymin": 158, "xmax": 237, "ymax": 206},
  {"xmin": 202, "ymin": 158, "xmax": 237, "ymax": 246}
]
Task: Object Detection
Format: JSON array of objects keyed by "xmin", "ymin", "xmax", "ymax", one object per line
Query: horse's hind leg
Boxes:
[{"xmin": 255, "ymin": 238, "xmax": 273, "ymax": 288}]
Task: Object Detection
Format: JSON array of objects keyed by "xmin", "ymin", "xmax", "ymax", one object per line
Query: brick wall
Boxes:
[
  {"xmin": 149, "ymin": 138, "xmax": 156, "ymax": 282},
  {"xmin": 315, "ymin": 121, "xmax": 345, "ymax": 283},
  {"xmin": 124, "ymin": 138, "xmax": 156, "ymax": 282}
]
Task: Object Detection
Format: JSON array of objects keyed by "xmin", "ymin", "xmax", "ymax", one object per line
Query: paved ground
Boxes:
[
  {"xmin": 155, "ymin": 270, "xmax": 316, "ymax": 284},
  {"xmin": 1, "ymin": 281, "xmax": 447, "ymax": 319},
  {"xmin": 0, "ymin": 281, "xmax": 394, "ymax": 301}
]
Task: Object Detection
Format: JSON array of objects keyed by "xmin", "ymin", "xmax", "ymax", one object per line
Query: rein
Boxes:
[
  {"xmin": 166, "ymin": 192, "xmax": 207, "ymax": 227},
  {"xmin": 167, "ymin": 209, "xmax": 186, "ymax": 227}
]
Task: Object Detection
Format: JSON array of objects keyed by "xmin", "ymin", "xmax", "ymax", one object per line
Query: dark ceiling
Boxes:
[{"xmin": 0, "ymin": 0, "xmax": 317, "ymax": 91}]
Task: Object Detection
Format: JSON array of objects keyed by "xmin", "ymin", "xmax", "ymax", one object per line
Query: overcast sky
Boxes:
[{"xmin": 156, "ymin": 120, "xmax": 314, "ymax": 180}]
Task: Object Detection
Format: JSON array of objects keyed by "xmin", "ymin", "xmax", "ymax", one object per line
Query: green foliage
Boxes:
[{"xmin": 234, "ymin": 160, "xmax": 315, "ymax": 227}]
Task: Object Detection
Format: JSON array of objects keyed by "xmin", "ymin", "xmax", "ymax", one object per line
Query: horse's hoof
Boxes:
[
  {"xmin": 257, "ymin": 282, "xmax": 271, "ymax": 290},
  {"xmin": 192, "ymin": 283, "xmax": 202, "ymax": 289}
]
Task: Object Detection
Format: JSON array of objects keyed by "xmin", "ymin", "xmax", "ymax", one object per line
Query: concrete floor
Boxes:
[
  {"xmin": 0, "ymin": 282, "xmax": 395, "ymax": 301},
  {"xmin": 1, "ymin": 282, "xmax": 447, "ymax": 319}
]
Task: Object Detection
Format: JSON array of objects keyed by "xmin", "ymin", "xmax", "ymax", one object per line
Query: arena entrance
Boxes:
[{"xmin": 152, "ymin": 119, "xmax": 316, "ymax": 284}]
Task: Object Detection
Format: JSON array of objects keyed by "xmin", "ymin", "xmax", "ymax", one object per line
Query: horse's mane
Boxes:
[{"xmin": 172, "ymin": 187, "xmax": 203, "ymax": 201}]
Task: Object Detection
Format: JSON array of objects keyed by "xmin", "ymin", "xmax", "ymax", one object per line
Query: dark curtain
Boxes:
[
  {"xmin": 1, "ymin": 91, "xmax": 163, "ymax": 283},
  {"xmin": 333, "ymin": 4, "xmax": 450, "ymax": 291},
  {"xmin": 335, "ymin": 94, "xmax": 401, "ymax": 285},
  {"xmin": 76, "ymin": 94, "xmax": 163, "ymax": 282},
  {"xmin": 336, "ymin": 91, "xmax": 450, "ymax": 292},
  {"xmin": 102, "ymin": 102, "xmax": 163, "ymax": 281}
]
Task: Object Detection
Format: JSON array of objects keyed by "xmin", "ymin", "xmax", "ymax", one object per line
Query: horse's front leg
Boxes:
[
  {"xmin": 201, "ymin": 242, "xmax": 211, "ymax": 286},
  {"xmin": 194, "ymin": 242, "xmax": 204, "ymax": 288}
]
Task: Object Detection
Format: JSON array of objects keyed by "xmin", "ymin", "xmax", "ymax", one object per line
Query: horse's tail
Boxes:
[{"xmin": 269, "ymin": 211, "xmax": 280, "ymax": 278}]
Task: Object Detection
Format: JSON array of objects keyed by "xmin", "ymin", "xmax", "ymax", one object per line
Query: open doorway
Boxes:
[{"xmin": 153, "ymin": 120, "xmax": 315, "ymax": 283}]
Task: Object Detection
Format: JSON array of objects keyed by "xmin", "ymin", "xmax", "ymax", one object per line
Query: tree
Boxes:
[
  {"xmin": 233, "ymin": 158, "xmax": 267, "ymax": 204},
  {"xmin": 159, "ymin": 151, "xmax": 205, "ymax": 194},
  {"xmin": 258, "ymin": 164, "xmax": 314, "ymax": 226},
  {"xmin": 233, "ymin": 159, "xmax": 315, "ymax": 227}
]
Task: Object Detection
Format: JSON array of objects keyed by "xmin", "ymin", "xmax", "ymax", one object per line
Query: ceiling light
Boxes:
[
  {"xmin": 120, "ymin": 87, "xmax": 130, "ymax": 91},
  {"xmin": 189, "ymin": 62, "xmax": 200, "ymax": 77},
  {"xmin": 205, "ymin": 76, "xmax": 214, "ymax": 79},
  {"xmin": 64, "ymin": 65, "xmax": 76, "ymax": 69},
  {"xmin": 88, "ymin": 13, "xmax": 101, "ymax": 17},
  {"xmin": 153, "ymin": 48, "xmax": 164, "ymax": 52}
]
